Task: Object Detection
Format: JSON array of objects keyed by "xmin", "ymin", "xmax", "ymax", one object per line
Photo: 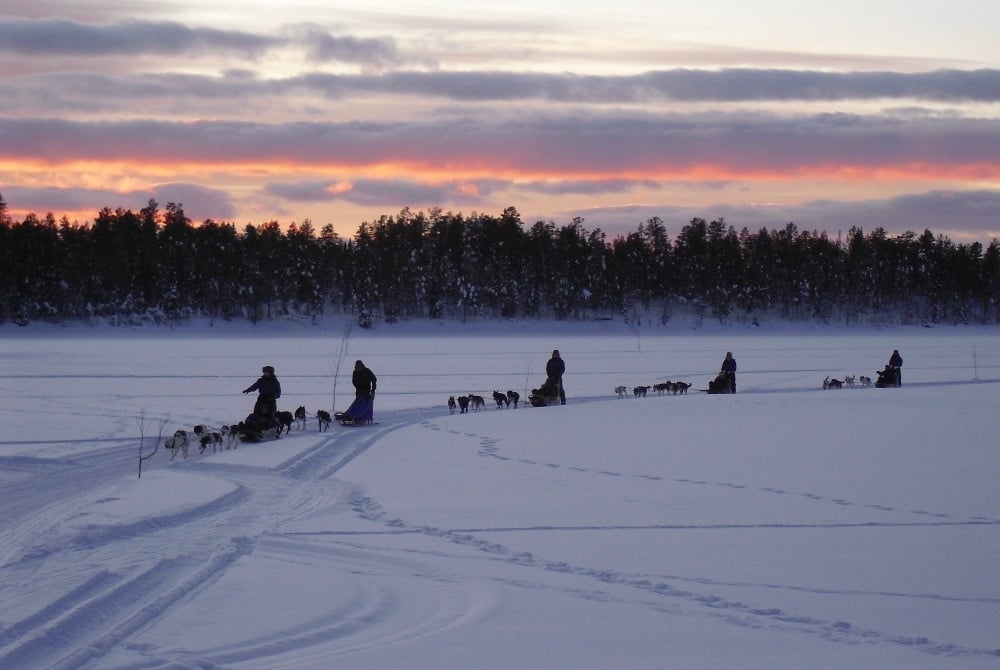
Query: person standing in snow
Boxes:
[
  {"xmin": 243, "ymin": 365, "xmax": 281, "ymax": 418},
  {"xmin": 352, "ymin": 360, "xmax": 377, "ymax": 400},
  {"xmin": 546, "ymin": 349, "xmax": 566, "ymax": 405},
  {"xmin": 720, "ymin": 352, "xmax": 737, "ymax": 393},
  {"xmin": 335, "ymin": 359, "xmax": 378, "ymax": 424},
  {"xmin": 888, "ymin": 349, "xmax": 903, "ymax": 386}
]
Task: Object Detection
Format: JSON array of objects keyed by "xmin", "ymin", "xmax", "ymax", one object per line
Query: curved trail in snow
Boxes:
[{"xmin": 0, "ymin": 406, "xmax": 487, "ymax": 669}]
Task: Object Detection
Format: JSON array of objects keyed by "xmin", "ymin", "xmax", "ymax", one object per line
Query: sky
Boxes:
[{"xmin": 1, "ymin": 0, "xmax": 999, "ymax": 242}]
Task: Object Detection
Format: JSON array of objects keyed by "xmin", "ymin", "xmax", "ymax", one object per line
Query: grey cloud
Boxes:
[
  {"xmin": 340, "ymin": 180, "xmax": 480, "ymax": 206},
  {"xmin": 2, "ymin": 111, "xmax": 998, "ymax": 174},
  {"xmin": 634, "ymin": 69, "xmax": 1000, "ymax": 103},
  {"xmin": 265, "ymin": 178, "xmax": 494, "ymax": 207},
  {"xmin": 302, "ymin": 68, "xmax": 1000, "ymax": 103},
  {"xmin": 264, "ymin": 181, "xmax": 340, "ymax": 202},
  {"xmin": 517, "ymin": 179, "xmax": 660, "ymax": 195},
  {"xmin": 0, "ymin": 17, "xmax": 408, "ymax": 69},
  {"xmin": 3, "ymin": 67, "xmax": 998, "ymax": 116},
  {"xmin": 0, "ymin": 17, "xmax": 275, "ymax": 57},
  {"xmin": 150, "ymin": 183, "xmax": 237, "ymax": 220},
  {"xmin": 291, "ymin": 24, "xmax": 401, "ymax": 68}
]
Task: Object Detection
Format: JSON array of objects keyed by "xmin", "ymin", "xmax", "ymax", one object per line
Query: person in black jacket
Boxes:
[
  {"xmin": 720, "ymin": 352, "xmax": 737, "ymax": 393},
  {"xmin": 243, "ymin": 365, "xmax": 281, "ymax": 418},
  {"xmin": 336, "ymin": 360, "xmax": 378, "ymax": 424},
  {"xmin": 352, "ymin": 360, "xmax": 377, "ymax": 400},
  {"xmin": 546, "ymin": 349, "xmax": 566, "ymax": 404},
  {"xmin": 888, "ymin": 349, "xmax": 903, "ymax": 387}
]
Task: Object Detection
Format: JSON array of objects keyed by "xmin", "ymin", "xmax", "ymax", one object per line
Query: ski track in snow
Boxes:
[
  {"xmin": 2, "ymin": 340, "xmax": 999, "ymax": 667},
  {"xmin": 2, "ymin": 400, "xmax": 1000, "ymax": 667},
  {"xmin": 307, "ymin": 419, "xmax": 1000, "ymax": 662},
  {"xmin": 0, "ymin": 409, "xmax": 496, "ymax": 669}
]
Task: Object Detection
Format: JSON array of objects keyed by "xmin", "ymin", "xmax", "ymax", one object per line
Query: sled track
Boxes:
[
  {"xmin": 0, "ymin": 540, "xmax": 252, "ymax": 670},
  {"xmin": 277, "ymin": 411, "xmax": 422, "ymax": 482}
]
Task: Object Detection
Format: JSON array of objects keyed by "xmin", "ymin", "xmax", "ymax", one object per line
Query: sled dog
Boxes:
[
  {"xmin": 294, "ymin": 406, "xmax": 307, "ymax": 430},
  {"xmin": 316, "ymin": 409, "xmax": 332, "ymax": 432},
  {"xmin": 506, "ymin": 390, "xmax": 520, "ymax": 408},
  {"xmin": 166, "ymin": 430, "xmax": 189, "ymax": 460}
]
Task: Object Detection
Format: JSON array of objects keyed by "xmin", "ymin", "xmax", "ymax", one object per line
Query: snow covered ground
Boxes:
[{"xmin": 1, "ymin": 319, "xmax": 998, "ymax": 669}]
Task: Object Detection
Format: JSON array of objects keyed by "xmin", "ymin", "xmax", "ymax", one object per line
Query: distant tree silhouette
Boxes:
[{"xmin": 0, "ymin": 195, "xmax": 997, "ymax": 327}]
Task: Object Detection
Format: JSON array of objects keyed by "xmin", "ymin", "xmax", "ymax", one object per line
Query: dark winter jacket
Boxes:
[
  {"xmin": 244, "ymin": 375, "xmax": 281, "ymax": 399},
  {"xmin": 889, "ymin": 351, "xmax": 903, "ymax": 368},
  {"xmin": 546, "ymin": 355, "xmax": 565, "ymax": 380},
  {"xmin": 352, "ymin": 366, "xmax": 377, "ymax": 397},
  {"xmin": 721, "ymin": 356, "xmax": 737, "ymax": 374}
]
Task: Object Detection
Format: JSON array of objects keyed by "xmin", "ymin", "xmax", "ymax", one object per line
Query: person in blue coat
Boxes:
[
  {"xmin": 720, "ymin": 352, "xmax": 737, "ymax": 393},
  {"xmin": 243, "ymin": 365, "xmax": 281, "ymax": 418}
]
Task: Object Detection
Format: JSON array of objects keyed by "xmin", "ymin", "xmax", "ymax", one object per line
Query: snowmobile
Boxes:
[{"xmin": 335, "ymin": 393, "xmax": 376, "ymax": 426}]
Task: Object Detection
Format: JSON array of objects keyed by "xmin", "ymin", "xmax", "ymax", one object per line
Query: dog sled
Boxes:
[
  {"xmin": 335, "ymin": 393, "xmax": 375, "ymax": 426},
  {"xmin": 702, "ymin": 372, "xmax": 734, "ymax": 394},
  {"xmin": 237, "ymin": 413, "xmax": 281, "ymax": 442},
  {"xmin": 528, "ymin": 377, "xmax": 561, "ymax": 407},
  {"xmin": 874, "ymin": 365, "xmax": 900, "ymax": 388}
]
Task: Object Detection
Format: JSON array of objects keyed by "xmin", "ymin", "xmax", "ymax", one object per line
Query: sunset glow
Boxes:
[{"xmin": 1, "ymin": 1, "xmax": 998, "ymax": 241}]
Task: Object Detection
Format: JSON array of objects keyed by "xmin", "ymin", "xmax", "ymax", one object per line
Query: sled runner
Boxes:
[{"xmin": 334, "ymin": 415, "xmax": 377, "ymax": 426}]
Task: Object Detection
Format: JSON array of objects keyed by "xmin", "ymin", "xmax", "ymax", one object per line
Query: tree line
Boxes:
[{"xmin": 2, "ymin": 194, "xmax": 998, "ymax": 327}]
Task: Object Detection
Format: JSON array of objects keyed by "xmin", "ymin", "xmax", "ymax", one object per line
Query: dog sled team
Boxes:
[
  {"xmin": 448, "ymin": 391, "xmax": 520, "ymax": 414},
  {"xmin": 614, "ymin": 381, "xmax": 692, "ymax": 398},
  {"xmin": 165, "ymin": 360, "xmax": 374, "ymax": 460},
  {"xmin": 166, "ymin": 348, "xmax": 905, "ymax": 459},
  {"xmin": 822, "ymin": 349, "xmax": 903, "ymax": 390}
]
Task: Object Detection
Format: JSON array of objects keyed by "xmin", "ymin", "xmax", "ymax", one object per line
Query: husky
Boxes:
[
  {"xmin": 506, "ymin": 390, "xmax": 520, "ymax": 408},
  {"xmin": 165, "ymin": 430, "xmax": 189, "ymax": 461},
  {"xmin": 221, "ymin": 424, "xmax": 240, "ymax": 449},
  {"xmin": 294, "ymin": 406, "xmax": 307, "ymax": 430},
  {"xmin": 492, "ymin": 390, "xmax": 509, "ymax": 408},
  {"xmin": 316, "ymin": 409, "xmax": 332, "ymax": 432}
]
